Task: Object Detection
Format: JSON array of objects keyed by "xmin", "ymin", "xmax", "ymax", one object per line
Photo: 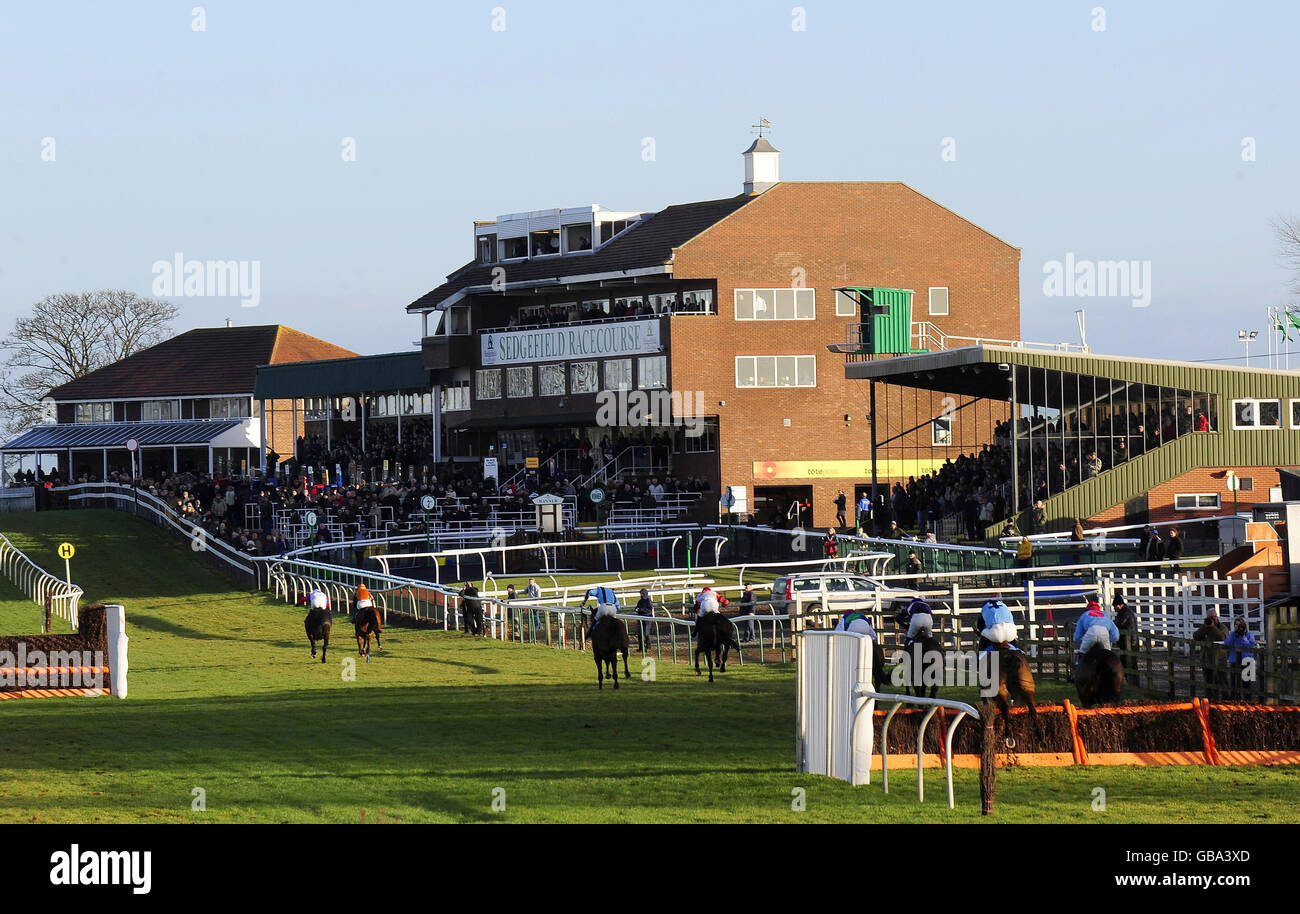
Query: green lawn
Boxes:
[{"xmin": 0, "ymin": 510, "xmax": 1296, "ymax": 823}]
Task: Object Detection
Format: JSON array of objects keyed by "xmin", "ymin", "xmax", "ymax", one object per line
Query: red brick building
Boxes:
[{"xmin": 409, "ymin": 140, "xmax": 1021, "ymax": 527}]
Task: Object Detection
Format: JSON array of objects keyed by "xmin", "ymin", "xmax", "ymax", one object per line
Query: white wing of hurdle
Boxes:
[{"xmin": 796, "ymin": 630, "xmax": 981, "ymax": 809}]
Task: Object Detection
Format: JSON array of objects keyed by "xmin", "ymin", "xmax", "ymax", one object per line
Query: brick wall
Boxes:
[
  {"xmin": 1091, "ymin": 465, "xmax": 1282, "ymax": 527},
  {"xmin": 668, "ymin": 182, "xmax": 1021, "ymax": 528}
]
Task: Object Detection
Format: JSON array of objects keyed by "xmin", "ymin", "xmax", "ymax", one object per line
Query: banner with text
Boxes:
[{"xmin": 482, "ymin": 319, "xmax": 662, "ymax": 366}]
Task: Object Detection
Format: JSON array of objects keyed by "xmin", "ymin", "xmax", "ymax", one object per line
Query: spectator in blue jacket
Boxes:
[{"xmin": 1224, "ymin": 617, "xmax": 1257, "ymax": 699}]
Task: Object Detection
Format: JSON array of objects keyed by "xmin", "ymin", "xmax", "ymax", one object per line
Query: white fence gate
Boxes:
[{"xmin": 1100, "ymin": 571, "xmax": 1266, "ymax": 641}]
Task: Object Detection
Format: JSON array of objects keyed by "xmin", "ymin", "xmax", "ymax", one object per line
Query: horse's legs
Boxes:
[
  {"xmin": 695, "ymin": 643, "xmax": 702, "ymax": 676},
  {"xmin": 596, "ymin": 653, "xmax": 604, "ymax": 689},
  {"xmin": 622, "ymin": 645, "xmax": 630, "ymax": 680},
  {"xmin": 321, "ymin": 635, "xmax": 328, "ymax": 665},
  {"xmin": 310, "ymin": 636, "xmax": 316, "ymax": 659},
  {"xmin": 612, "ymin": 653, "xmax": 619, "ymax": 690},
  {"xmin": 706, "ymin": 644, "xmax": 715, "ymax": 683}
]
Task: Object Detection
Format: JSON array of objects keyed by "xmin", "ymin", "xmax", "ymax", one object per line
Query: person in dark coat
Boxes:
[
  {"xmin": 1192, "ymin": 610, "xmax": 1228, "ymax": 698},
  {"xmin": 460, "ymin": 582, "xmax": 483, "ymax": 636},
  {"xmin": 1166, "ymin": 526, "xmax": 1185, "ymax": 563},
  {"xmin": 1112, "ymin": 594, "xmax": 1138, "ymax": 671}
]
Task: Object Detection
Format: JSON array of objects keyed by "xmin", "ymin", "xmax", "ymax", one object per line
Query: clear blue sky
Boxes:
[{"xmin": 2, "ymin": 0, "xmax": 1297, "ymax": 364}]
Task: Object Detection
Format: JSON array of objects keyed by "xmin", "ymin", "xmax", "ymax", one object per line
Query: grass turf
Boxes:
[{"xmin": 0, "ymin": 510, "xmax": 1296, "ymax": 823}]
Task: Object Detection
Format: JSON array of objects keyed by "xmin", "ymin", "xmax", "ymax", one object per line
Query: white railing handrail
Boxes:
[
  {"xmin": 0, "ymin": 531, "xmax": 83, "ymax": 630},
  {"xmin": 850, "ymin": 688, "xmax": 982, "ymax": 809},
  {"xmin": 61, "ymin": 482, "xmax": 255, "ymax": 577}
]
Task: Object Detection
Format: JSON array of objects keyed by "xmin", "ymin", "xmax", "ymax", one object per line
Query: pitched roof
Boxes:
[
  {"xmin": 405, "ymin": 194, "xmax": 757, "ymax": 313},
  {"xmin": 47, "ymin": 325, "xmax": 358, "ymax": 401}
]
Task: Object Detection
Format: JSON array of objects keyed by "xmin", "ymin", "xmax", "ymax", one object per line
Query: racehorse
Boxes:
[
  {"xmin": 591, "ymin": 616, "xmax": 631, "ymax": 690},
  {"xmin": 304, "ymin": 606, "xmax": 332, "ymax": 663},
  {"xmin": 1075, "ymin": 643, "xmax": 1124, "ymax": 708},
  {"xmin": 986, "ymin": 644, "xmax": 1037, "ymax": 725},
  {"xmin": 901, "ymin": 633, "xmax": 946, "ymax": 698},
  {"xmin": 354, "ymin": 604, "xmax": 383, "ymax": 663},
  {"xmin": 694, "ymin": 613, "xmax": 740, "ymax": 682}
]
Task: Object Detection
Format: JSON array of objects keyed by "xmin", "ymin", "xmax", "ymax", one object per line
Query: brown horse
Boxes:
[
  {"xmin": 985, "ymin": 645, "xmax": 1037, "ymax": 725},
  {"xmin": 1075, "ymin": 644, "xmax": 1124, "ymax": 708},
  {"xmin": 592, "ymin": 617, "xmax": 631, "ymax": 690},
  {"xmin": 355, "ymin": 605, "xmax": 383, "ymax": 662},
  {"xmin": 304, "ymin": 606, "xmax": 331, "ymax": 663}
]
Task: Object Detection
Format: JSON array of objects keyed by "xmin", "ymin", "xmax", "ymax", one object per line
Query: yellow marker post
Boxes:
[{"xmin": 58, "ymin": 542, "xmax": 75, "ymax": 597}]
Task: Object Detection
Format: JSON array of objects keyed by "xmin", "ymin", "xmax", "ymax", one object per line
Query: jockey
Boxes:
[
  {"xmin": 353, "ymin": 583, "xmax": 373, "ymax": 624},
  {"xmin": 583, "ymin": 585, "xmax": 620, "ymax": 637},
  {"xmin": 833, "ymin": 608, "xmax": 878, "ymax": 642},
  {"xmin": 308, "ymin": 586, "xmax": 329, "ymax": 612},
  {"xmin": 1072, "ymin": 595, "xmax": 1120, "ymax": 680},
  {"xmin": 695, "ymin": 586, "xmax": 720, "ymax": 619},
  {"xmin": 895, "ymin": 597, "xmax": 933, "ymax": 648},
  {"xmin": 979, "ymin": 594, "xmax": 1020, "ymax": 652}
]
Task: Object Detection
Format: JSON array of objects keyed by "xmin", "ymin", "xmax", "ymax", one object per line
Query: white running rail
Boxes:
[{"xmin": 0, "ymin": 531, "xmax": 83, "ymax": 630}]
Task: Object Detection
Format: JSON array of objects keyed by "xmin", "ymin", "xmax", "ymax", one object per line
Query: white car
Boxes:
[{"xmin": 771, "ymin": 572, "xmax": 931, "ymax": 622}]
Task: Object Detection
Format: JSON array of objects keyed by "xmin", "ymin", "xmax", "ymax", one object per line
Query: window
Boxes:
[
  {"xmin": 734, "ymin": 288, "xmax": 815, "ymax": 320},
  {"xmin": 441, "ymin": 380, "xmax": 470, "ymax": 411},
  {"xmin": 1291, "ymin": 399, "xmax": 1300, "ymax": 429},
  {"xmin": 501, "ymin": 237, "xmax": 528, "ymax": 259},
  {"xmin": 734, "ymin": 356, "xmax": 817, "ymax": 388},
  {"xmin": 835, "ymin": 290, "xmax": 857, "ymax": 317},
  {"xmin": 530, "ymin": 229, "xmax": 560, "ymax": 257},
  {"xmin": 599, "ymin": 219, "xmax": 635, "ymax": 244},
  {"xmin": 209, "ymin": 397, "xmax": 249, "ymax": 419},
  {"xmin": 604, "ymin": 359, "xmax": 632, "ymax": 391},
  {"xmin": 684, "ymin": 417, "xmax": 718, "ymax": 453},
  {"xmin": 638, "ymin": 356, "xmax": 667, "ymax": 389},
  {"xmin": 932, "ymin": 417, "xmax": 953, "ymax": 446},
  {"xmin": 929, "ymin": 287, "xmax": 949, "ymax": 316},
  {"xmin": 564, "ymin": 224, "xmax": 592, "ymax": 252},
  {"xmin": 507, "ymin": 366, "xmax": 533, "ymax": 398},
  {"xmin": 571, "ymin": 361, "xmax": 599, "ymax": 394},
  {"xmin": 677, "ymin": 289, "xmax": 715, "ymax": 314},
  {"xmin": 1232, "ymin": 399, "xmax": 1282, "ymax": 429},
  {"xmin": 475, "ymin": 369, "xmax": 502, "ymax": 400},
  {"xmin": 1175, "ymin": 493, "xmax": 1221, "ymax": 510},
  {"xmin": 140, "ymin": 400, "xmax": 178, "ymax": 421},
  {"xmin": 539, "ymin": 364, "xmax": 565, "ymax": 397},
  {"xmin": 647, "ymin": 292, "xmax": 678, "ymax": 314},
  {"xmin": 477, "ymin": 234, "xmax": 496, "ymax": 264},
  {"xmin": 74, "ymin": 402, "xmax": 113, "ymax": 424}
]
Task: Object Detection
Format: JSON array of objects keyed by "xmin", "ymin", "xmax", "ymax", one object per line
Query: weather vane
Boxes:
[{"xmin": 751, "ymin": 118, "xmax": 771, "ymax": 138}]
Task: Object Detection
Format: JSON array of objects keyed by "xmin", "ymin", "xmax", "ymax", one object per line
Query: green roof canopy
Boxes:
[{"xmin": 253, "ymin": 352, "xmax": 430, "ymax": 400}]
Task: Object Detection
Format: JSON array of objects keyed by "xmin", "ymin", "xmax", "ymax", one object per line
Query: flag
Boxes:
[
  {"xmin": 1288, "ymin": 310, "xmax": 1300, "ymax": 333},
  {"xmin": 1276, "ymin": 317, "xmax": 1291, "ymax": 342}
]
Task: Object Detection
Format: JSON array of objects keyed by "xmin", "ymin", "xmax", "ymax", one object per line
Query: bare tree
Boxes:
[
  {"xmin": 1276, "ymin": 215, "xmax": 1300, "ymax": 298},
  {"xmin": 0, "ymin": 291, "xmax": 178, "ymax": 436}
]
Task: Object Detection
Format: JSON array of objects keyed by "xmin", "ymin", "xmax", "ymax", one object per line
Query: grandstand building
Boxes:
[
  {"xmin": 407, "ymin": 138, "xmax": 1022, "ymax": 527},
  {"xmin": 840, "ymin": 343, "xmax": 1300, "ymax": 534},
  {"xmin": 0, "ymin": 324, "xmax": 356, "ymax": 483}
]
